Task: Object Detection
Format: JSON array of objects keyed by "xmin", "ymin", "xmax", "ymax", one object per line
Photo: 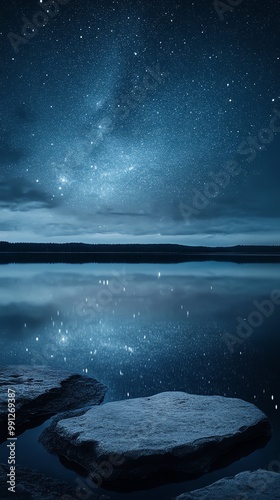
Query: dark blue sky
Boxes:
[{"xmin": 0, "ymin": 0, "xmax": 279, "ymax": 245}]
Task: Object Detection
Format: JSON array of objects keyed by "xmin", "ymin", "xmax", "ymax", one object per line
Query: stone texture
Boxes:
[
  {"xmin": 0, "ymin": 365, "xmax": 107, "ymax": 442},
  {"xmin": 40, "ymin": 391, "xmax": 271, "ymax": 487},
  {"xmin": 174, "ymin": 469, "xmax": 280, "ymax": 499},
  {"xmin": 0, "ymin": 463, "xmax": 109, "ymax": 500}
]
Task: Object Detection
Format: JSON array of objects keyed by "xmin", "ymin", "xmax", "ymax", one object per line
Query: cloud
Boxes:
[
  {"xmin": 0, "ymin": 178, "xmax": 58, "ymax": 211},
  {"xmin": 0, "ymin": 179, "xmax": 279, "ymax": 245}
]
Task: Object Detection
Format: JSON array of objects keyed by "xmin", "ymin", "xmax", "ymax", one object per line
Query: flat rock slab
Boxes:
[
  {"xmin": 0, "ymin": 463, "xmax": 109, "ymax": 500},
  {"xmin": 40, "ymin": 391, "xmax": 271, "ymax": 488},
  {"xmin": 0, "ymin": 365, "xmax": 107, "ymax": 442},
  {"xmin": 175, "ymin": 469, "xmax": 280, "ymax": 499}
]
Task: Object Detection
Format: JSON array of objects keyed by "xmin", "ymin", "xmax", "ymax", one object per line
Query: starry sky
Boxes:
[{"xmin": 0, "ymin": 0, "xmax": 279, "ymax": 245}]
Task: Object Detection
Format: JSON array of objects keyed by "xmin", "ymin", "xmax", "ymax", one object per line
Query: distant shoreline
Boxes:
[{"xmin": 0, "ymin": 243, "xmax": 280, "ymax": 264}]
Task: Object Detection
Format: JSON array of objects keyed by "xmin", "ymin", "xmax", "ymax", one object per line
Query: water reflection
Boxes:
[
  {"xmin": 0, "ymin": 262, "xmax": 280, "ymax": 395},
  {"xmin": 0, "ymin": 262, "xmax": 279, "ymax": 404},
  {"xmin": 0, "ymin": 262, "xmax": 280, "ymax": 497}
]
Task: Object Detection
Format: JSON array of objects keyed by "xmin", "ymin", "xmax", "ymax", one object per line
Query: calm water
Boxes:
[{"xmin": 0, "ymin": 262, "xmax": 280, "ymax": 499}]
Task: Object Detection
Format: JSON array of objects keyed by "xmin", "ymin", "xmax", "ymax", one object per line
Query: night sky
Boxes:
[{"xmin": 0, "ymin": 0, "xmax": 279, "ymax": 245}]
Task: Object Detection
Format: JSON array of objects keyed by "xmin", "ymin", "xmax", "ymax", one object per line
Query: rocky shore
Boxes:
[
  {"xmin": 0, "ymin": 365, "xmax": 107, "ymax": 443},
  {"xmin": 0, "ymin": 365, "xmax": 276, "ymax": 499},
  {"xmin": 40, "ymin": 390, "xmax": 271, "ymax": 487}
]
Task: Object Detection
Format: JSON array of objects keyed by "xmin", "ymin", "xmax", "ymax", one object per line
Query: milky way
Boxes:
[{"xmin": 0, "ymin": 0, "xmax": 279, "ymax": 244}]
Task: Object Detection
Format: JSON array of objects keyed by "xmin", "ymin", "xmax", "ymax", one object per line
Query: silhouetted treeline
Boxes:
[
  {"xmin": 1, "ymin": 242, "xmax": 280, "ymax": 253},
  {"xmin": 0, "ymin": 242, "xmax": 280, "ymax": 264}
]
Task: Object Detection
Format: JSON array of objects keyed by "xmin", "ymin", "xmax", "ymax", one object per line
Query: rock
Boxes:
[
  {"xmin": 0, "ymin": 463, "xmax": 109, "ymax": 500},
  {"xmin": 174, "ymin": 469, "xmax": 280, "ymax": 499},
  {"xmin": 0, "ymin": 365, "xmax": 107, "ymax": 443},
  {"xmin": 39, "ymin": 391, "xmax": 271, "ymax": 488}
]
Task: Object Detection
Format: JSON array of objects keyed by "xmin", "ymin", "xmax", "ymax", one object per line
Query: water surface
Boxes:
[{"xmin": 0, "ymin": 262, "xmax": 279, "ymax": 498}]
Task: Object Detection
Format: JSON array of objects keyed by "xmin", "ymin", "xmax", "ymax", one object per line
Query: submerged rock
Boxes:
[
  {"xmin": 174, "ymin": 469, "xmax": 280, "ymax": 499},
  {"xmin": 0, "ymin": 463, "xmax": 109, "ymax": 500},
  {"xmin": 0, "ymin": 365, "xmax": 107, "ymax": 442},
  {"xmin": 39, "ymin": 391, "xmax": 271, "ymax": 488}
]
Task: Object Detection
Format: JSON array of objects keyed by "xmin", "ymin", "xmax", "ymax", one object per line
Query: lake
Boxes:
[{"xmin": 0, "ymin": 261, "xmax": 280, "ymax": 499}]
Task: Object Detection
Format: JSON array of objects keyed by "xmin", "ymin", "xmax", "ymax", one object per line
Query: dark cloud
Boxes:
[
  {"xmin": 0, "ymin": 178, "xmax": 58, "ymax": 211},
  {"xmin": 97, "ymin": 208, "xmax": 156, "ymax": 218}
]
